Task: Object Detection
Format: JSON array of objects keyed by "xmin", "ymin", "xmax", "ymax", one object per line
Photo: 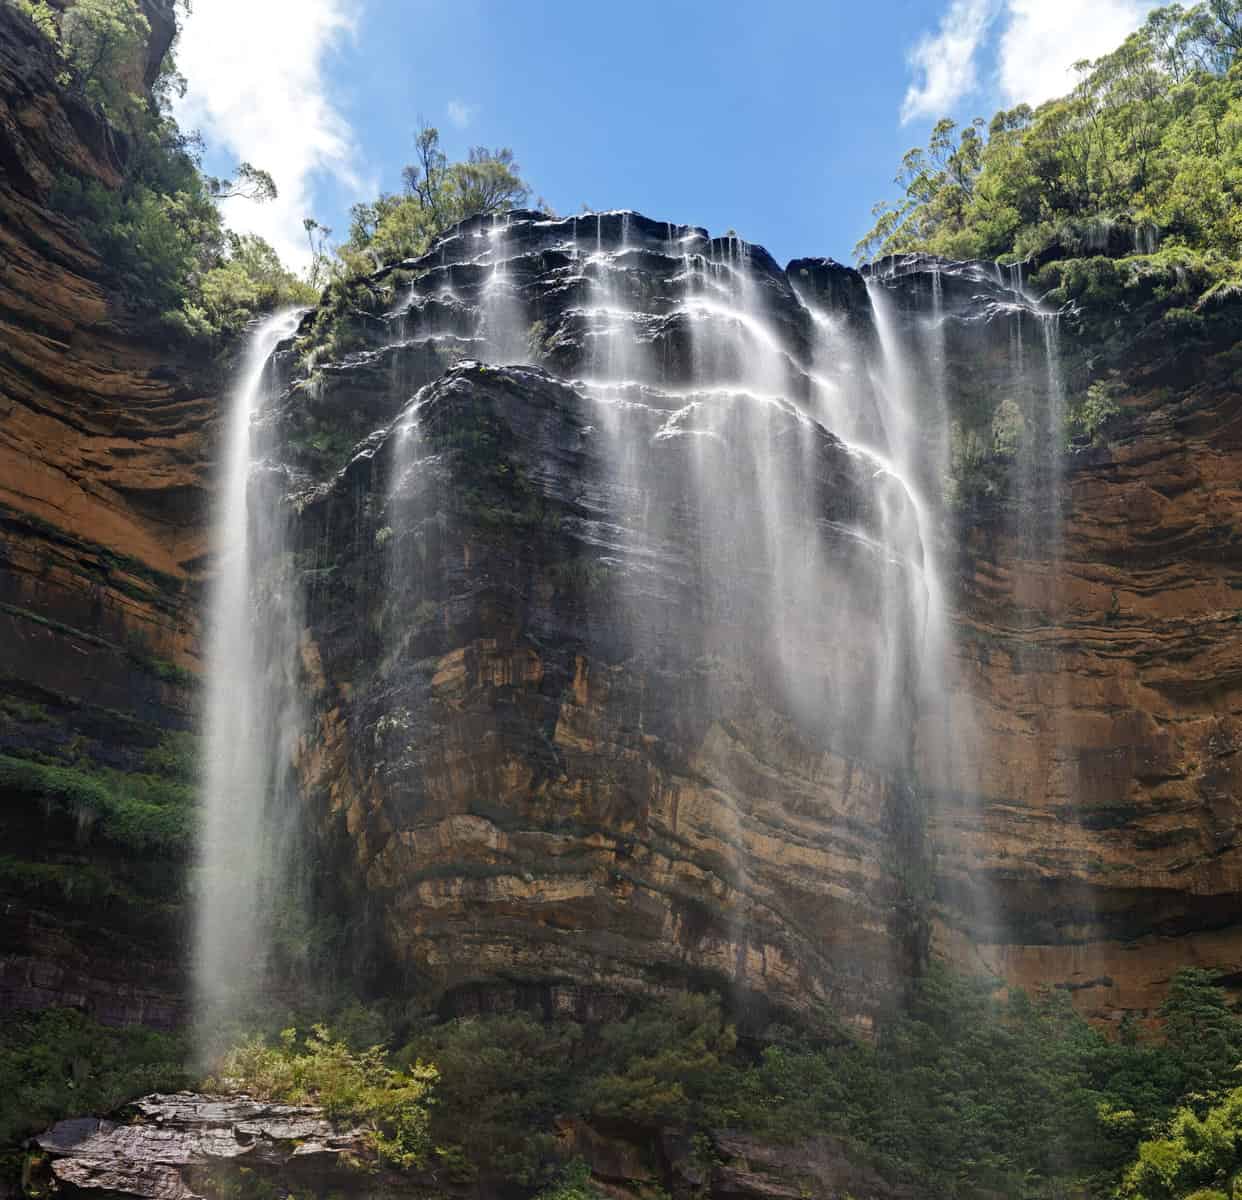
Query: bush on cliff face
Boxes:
[
  {"xmin": 0, "ymin": 753, "xmax": 193, "ymax": 854},
  {"xmin": 10, "ymin": 0, "xmax": 314, "ymax": 341},
  {"xmin": 1119, "ymin": 1089, "xmax": 1242, "ymax": 1200}
]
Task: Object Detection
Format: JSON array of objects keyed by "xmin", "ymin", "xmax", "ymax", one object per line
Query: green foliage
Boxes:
[
  {"xmin": 0, "ymin": 753, "xmax": 194, "ymax": 853},
  {"xmin": 178, "ymin": 232, "xmax": 315, "ymax": 340},
  {"xmin": 0, "ymin": 1008, "xmax": 190, "ymax": 1144},
  {"xmin": 0, "ymin": 854, "xmax": 178, "ymax": 924},
  {"xmin": 858, "ymin": 3, "xmax": 1242, "ymax": 305},
  {"xmin": 12, "ymin": 0, "xmax": 58, "ymax": 42},
  {"xmin": 398, "ymin": 1011, "xmax": 581, "ymax": 1185},
  {"xmin": 15, "ymin": 0, "xmax": 309, "ymax": 341},
  {"xmin": 586, "ymin": 992, "xmax": 743, "ymax": 1127},
  {"xmin": 61, "ymin": 0, "xmax": 150, "ymax": 123},
  {"xmin": 340, "ymin": 122, "xmax": 531, "ymax": 273},
  {"xmin": 292, "ymin": 125, "xmax": 538, "ymax": 368},
  {"xmin": 0, "ymin": 694, "xmax": 51, "ymax": 723},
  {"xmin": 1070, "ymin": 378, "xmax": 1125, "ymax": 442},
  {"xmin": 1120, "ymin": 1089, "xmax": 1242, "ymax": 1199},
  {"xmin": 53, "ymin": 164, "xmax": 308, "ymax": 341},
  {"xmin": 1160, "ymin": 968, "xmax": 1242, "ymax": 1100},
  {"xmin": 142, "ymin": 730, "xmax": 198, "ymax": 782},
  {"xmin": 207, "ymin": 969, "xmax": 1242, "ymax": 1197},
  {"xmin": 533, "ymin": 1160, "xmax": 609, "ymax": 1200},
  {"xmin": 213, "ymin": 1025, "xmax": 438, "ymax": 1169}
]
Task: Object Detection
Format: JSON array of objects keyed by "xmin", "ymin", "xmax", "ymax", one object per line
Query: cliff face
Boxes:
[
  {"xmin": 932, "ymin": 277, "xmax": 1242, "ymax": 1022},
  {"xmin": 0, "ymin": 2, "xmax": 214, "ymax": 1027},
  {"xmin": 256, "ymin": 211, "xmax": 1242, "ymax": 1027},
  {"xmin": 3, "ymin": 0, "xmax": 1241, "ymax": 1041},
  {"xmin": 275, "ymin": 213, "xmax": 934, "ymax": 1030}
]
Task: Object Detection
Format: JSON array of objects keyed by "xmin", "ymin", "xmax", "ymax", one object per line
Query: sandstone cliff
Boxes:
[
  {"xmin": 3, "ymin": 1, "xmax": 1242, "ymax": 1047},
  {"xmin": 0, "ymin": 0, "xmax": 213, "ymax": 1027},
  {"xmin": 256, "ymin": 212, "xmax": 1242, "ymax": 1030}
]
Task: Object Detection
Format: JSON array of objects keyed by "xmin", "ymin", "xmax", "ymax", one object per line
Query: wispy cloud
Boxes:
[
  {"xmin": 173, "ymin": 0, "xmax": 358, "ymax": 270},
  {"xmin": 446, "ymin": 99, "xmax": 478, "ymax": 129},
  {"xmin": 901, "ymin": 0, "xmax": 1158, "ymax": 123},
  {"xmin": 901, "ymin": 0, "xmax": 996, "ymax": 125},
  {"xmin": 997, "ymin": 0, "xmax": 1154, "ymax": 107}
]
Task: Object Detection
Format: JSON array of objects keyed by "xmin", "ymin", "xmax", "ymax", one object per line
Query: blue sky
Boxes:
[{"xmin": 174, "ymin": 0, "xmax": 1159, "ymax": 270}]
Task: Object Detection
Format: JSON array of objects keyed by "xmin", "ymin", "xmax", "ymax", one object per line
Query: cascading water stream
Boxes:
[
  {"xmin": 197, "ymin": 211, "xmax": 1075, "ymax": 1033},
  {"xmin": 196, "ymin": 308, "xmax": 304, "ymax": 1053}
]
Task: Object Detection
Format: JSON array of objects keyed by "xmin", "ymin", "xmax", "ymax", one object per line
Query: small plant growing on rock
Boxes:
[{"xmin": 1069, "ymin": 378, "xmax": 1124, "ymax": 445}]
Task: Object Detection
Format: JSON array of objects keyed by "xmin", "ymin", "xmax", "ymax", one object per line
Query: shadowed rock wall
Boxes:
[{"xmin": 0, "ymin": 3, "xmax": 215, "ymax": 1027}]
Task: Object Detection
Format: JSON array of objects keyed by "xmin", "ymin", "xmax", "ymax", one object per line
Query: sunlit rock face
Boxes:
[
  {"xmin": 242, "ymin": 211, "xmax": 1074, "ymax": 1029},
  {"xmin": 865, "ymin": 252, "xmax": 1242, "ymax": 1024},
  {"xmin": 932, "ymin": 280, "xmax": 1242, "ymax": 1023},
  {"xmin": 230, "ymin": 211, "xmax": 1242, "ymax": 1030}
]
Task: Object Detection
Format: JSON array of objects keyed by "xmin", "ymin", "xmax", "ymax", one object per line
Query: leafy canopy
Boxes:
[
  {"xmin": 338, "ymin": 121, "xmax": 531, "ymax": 273},
  {"xmin": 857, "ymin": 1, "xmax": 1242, "ymax": 273},
  {"xmin": 11, "ymin": 0, "xmax": 314, "ymax": 341}
]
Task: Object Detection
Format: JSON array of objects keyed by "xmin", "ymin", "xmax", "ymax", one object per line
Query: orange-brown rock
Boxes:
[
  {"xmin": 0, "ymin": 3, "xmax": 216, "ymax": 1024},
  {"xmin": 931, "ymin": 329, "xmax": 1242, "ymax": 1023}
]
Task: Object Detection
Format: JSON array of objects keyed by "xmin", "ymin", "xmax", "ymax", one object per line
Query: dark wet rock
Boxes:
[{"xmin": 703, "ymin": 1131, "xmax": 920, "ymax": 1200}]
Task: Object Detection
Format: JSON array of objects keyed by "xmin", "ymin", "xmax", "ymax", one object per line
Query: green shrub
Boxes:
[
  {"xmin": 398, "ymin": 1011, "xmax": 581, "ymax": 1185},
  {"xmin": 212, "ymin": 1025, "xmax": 437, "ymax": 1169},
  {"xmin": 142, "ymin": 730, "xmax": 198, "ymax": 782},
  {"xmin": 1069, "ymin": 379, "xmax": 1124, "ymax": 443},
  {"xmin": 856, "ymin": 4, "xmax": 1242, "ymax": 313},
  {"xmin": 533, "ymin": 1160, "xmax": 609, "ymax": 1200},
  {"xmin": 586, "ymin": 992, "xmax": 745, "ymax": 1127},
  {"xmin": 1119, "ymin": 1089, "xmax": 1242, "ymax": 1200},
  {"xmin": 210, "ymin": 968, "xmax": 1242, "ymax": 1197},
  {"xmin": 0, "ymin": 1008, "xmax": 190, "ymax": 1144},
  {"xmin": 12, "ymin": 0, "xmax": 58, "ymax": 42}
]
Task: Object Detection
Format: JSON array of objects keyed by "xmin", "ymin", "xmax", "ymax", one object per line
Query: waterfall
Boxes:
[
  {"xmin": 196, "ymin": 309, "xmax": 304, "ymax": 1052},
  {"xmin": 197, "ymin": 212, "xmax": 1074, "ymax": 1032},
  {"xmin": 479, "ymin": 213, "xmax": 529, "ymax": 364}
]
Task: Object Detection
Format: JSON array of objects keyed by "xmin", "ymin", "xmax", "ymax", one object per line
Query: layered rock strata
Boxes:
[{"xmin": 0, "ymin": 2, "xmax": 213, "ymax": 1025}]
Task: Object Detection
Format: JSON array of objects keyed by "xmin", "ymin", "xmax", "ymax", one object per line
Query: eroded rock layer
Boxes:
[
  {"xmin": 0, "ymin": 3, "xmax": 213, "ymax": 1025},
  {"xmin": 3, "ymin": 0, "xmax": 1242, "ymax": 1038},
  {"xmin": 263, "ymin": 214, "xmax": 1242, "ymax": 1027}
]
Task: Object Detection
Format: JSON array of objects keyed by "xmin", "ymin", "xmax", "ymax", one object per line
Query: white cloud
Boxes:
[
  {"xmin": 173, "ymin": 0, "xmax": 358, "ymax": 270},
  {"xmin": 997, "ymin": 0, "xmax": 1155, "ymax": 107},
  {"xmin": 901, "ymin": 0, "xmax": 996, "ymax": 124},
  {"xmin": 446, "ymin": 99, "xmax": 478, "ymax": 129}
]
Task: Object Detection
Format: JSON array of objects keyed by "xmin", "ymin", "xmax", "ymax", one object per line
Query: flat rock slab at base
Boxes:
[{"xmin": 33, "ymin": 1093, "xmax": 373, "ymax": 1198}]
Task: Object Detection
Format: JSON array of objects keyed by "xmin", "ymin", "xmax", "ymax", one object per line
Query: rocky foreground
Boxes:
[{"xmin": 27, "ymin": 1092, "xmax": 915, "ymax": 1199}]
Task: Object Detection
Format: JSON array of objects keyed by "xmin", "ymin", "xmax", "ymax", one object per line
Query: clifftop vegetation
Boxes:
[
  {"xmin": 6, "ymin": 0, "xmax": 314, "ymax": 343},
  {"xmin": 332, "ymin": 122, "xmax": 534, "ymax": 277},
  {"xmin": 857, "ymin": 0, "xmax": 1242, "ymax": 307},
  {"xmin": 5, "ymin": 1, "xmax": 536, "ymax": 347}
]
